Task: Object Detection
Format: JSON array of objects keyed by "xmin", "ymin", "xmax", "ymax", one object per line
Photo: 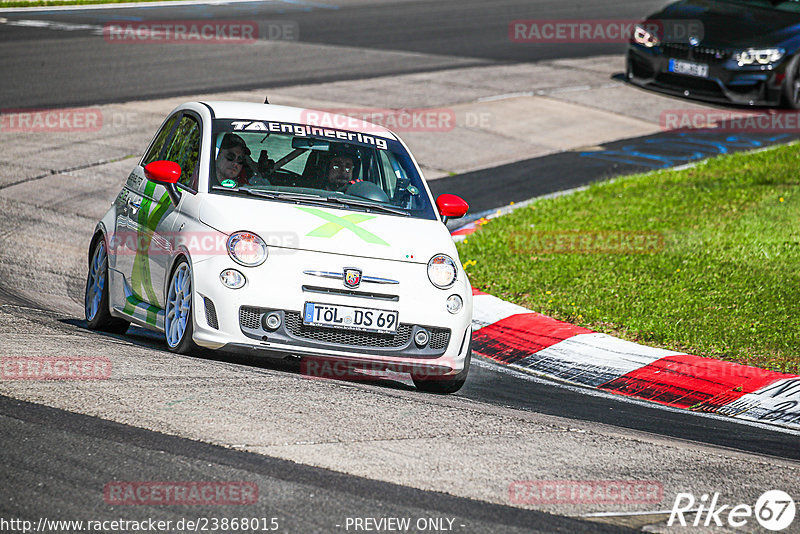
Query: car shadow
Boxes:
[{"xmin": 60, "ymin": 318, "xmax": 416, "ymax": 392}]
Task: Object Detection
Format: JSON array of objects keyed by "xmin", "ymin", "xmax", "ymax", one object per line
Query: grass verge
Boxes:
[{"xmin": 457, "ymin": 142, "xmax": 800, "ymax": 374}]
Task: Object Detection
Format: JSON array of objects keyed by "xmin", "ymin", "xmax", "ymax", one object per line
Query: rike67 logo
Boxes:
[{"xmin": 668, "ymin": 490, "xmax": 795, "ymax": 531}]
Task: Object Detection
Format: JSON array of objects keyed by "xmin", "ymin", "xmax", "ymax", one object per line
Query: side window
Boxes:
[
  {"xmin": 142, "ymin": 114, "xmax": 179, "ymax": 166},
  {"xmin": 163, "ymin": 115, "xmax": 201, "ymax": 189}
]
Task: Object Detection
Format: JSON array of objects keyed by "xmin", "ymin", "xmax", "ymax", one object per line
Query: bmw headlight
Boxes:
[
  {"xmin": 633, "ymin": 24, "xmax": 659, "ymax": 48},
  {"xmin": 227, "ymin": 231, "xmax": 268, "ymax": 267},
  {"xmin": 735, "ymin": 48, "xmax": 784, "ymax": 66},
  {"xmin": 428, "ymin": 254, "xmax": 457, "ymax": 289}
]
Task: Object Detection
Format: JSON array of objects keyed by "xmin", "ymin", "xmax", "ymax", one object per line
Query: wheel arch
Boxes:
[
  {"xmin": 88, "ymin": 224, "xmax": 108, "ymax": 267},
  {"xmin": 164, "ymin": 250, "xmax": 192, "ymax": 300}
]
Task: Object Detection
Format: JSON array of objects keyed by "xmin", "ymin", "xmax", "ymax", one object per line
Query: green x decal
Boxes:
[{"xmin": 299, "ymin": 207, "xmax": 389, "ymax": 246}]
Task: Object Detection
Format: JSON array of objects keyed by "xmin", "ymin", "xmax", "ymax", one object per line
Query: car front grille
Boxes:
[
  {"xmin": 284, "ymin": 312, "xmax": 413, "ymax": 348},
  {"xmin": 238, "ymin": 306, "xmax": 451, "ymax": 353},
  {"xmin": 661, "ymin": 43, "xmax": 730, "ymax": 64},
  {"xmin": 429, "ymin": 329, "xmax": 450, "ymax": 350},
  {"xmin": 240, "ymin": 306, "xmax": 263, "ymax": 330}
]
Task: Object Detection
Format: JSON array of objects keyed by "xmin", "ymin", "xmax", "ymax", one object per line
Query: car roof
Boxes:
[{"xmin": 200, "ymin": 101, "xmax": 399, "ymax": 140}]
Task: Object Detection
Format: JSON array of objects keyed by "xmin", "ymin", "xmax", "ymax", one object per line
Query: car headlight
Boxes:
[
  {"xmin": 735, "ymin": 48, "xmax": 784, "ymax": 66},
  {"xmin": 428, "ymin": 254, "xmax": 457, "ymax": 289},
  {"xmin": 220, "ymin": 268, "xmax": 246, "ymax": 289},
  {"xmin": 446, "ymin": 294, "xmax": 463, "ymax": 314},
  {"xmin": 227, "ymin": 231, "xmax": 268, "ymax": 267},
  {"xmin": 633, "ymin": 24, "xmax": 659, "ymax": 48}
]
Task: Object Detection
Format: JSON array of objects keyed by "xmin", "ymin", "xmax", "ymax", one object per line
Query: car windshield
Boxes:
[
  {"xmin": 717, "ymin": 0, "xmax": 800, "ymax": 12},
  {"xmin": 208, "ymin": 118, "xmax": 438, "ymax": 220}
]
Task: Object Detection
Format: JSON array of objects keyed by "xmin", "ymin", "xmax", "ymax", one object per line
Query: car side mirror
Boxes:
[
  {"xmin": 436, "ymin": 194, "xmax": 469, "ymax": 224},
  {"xmin": 144, "ymin": 160, "xmax": 182, "ymax": 205}
]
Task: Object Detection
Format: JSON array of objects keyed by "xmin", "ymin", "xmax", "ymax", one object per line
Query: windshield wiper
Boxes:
[
  {"xmin": 211, "ymin": 186, "xmax": 410, "ymax": 215},
  {"xmin": 241, "ymin": 189, "xmax": 325, "ymax": 202},
  {"xmin": 324, "ymin": 196, "xmax": 410, "ymax": 216},
  {"xmin": 212, "ymin": 186, "xmax": 329, "ymax": 204}
]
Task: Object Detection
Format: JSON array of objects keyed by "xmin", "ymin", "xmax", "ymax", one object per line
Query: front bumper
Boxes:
[
  {"xmin": 626, "ymin": 44, "xmax": 786, "ymax": 107},
  {"xmin": 187, "ymin": 248, "xmax": 473, "ymax": 376}
]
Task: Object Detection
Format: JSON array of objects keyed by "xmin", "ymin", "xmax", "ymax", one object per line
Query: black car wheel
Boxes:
[
  {"xmin": 85, "ymin": 236, "xmax": 130, "ymax": 334},
  {"xmin": 781, "ymin": 55, "xmax": 800, "ymax": 110},
  {"xmin": 164, "ymin": 258, "xmax": 198, "ymax": 354}
]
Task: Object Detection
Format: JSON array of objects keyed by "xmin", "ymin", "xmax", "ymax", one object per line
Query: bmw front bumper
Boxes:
[{"xmin": 626, "ymin": 43, "xmax": 787, "ymax": 107}]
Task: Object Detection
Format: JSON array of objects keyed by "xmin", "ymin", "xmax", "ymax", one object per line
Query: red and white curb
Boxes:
[{"xmin": 469, "ymin": 288, "xmax": 800, "ymax": 431}]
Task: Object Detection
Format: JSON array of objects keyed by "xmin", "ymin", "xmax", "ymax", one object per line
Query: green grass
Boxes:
[
  {"xmin": 0, "ymin": 0, "xmax": 184, "ymax": 7},
  {"xmin": 458, "ymin": 143, "xmax": 800, "ymax": 374}
]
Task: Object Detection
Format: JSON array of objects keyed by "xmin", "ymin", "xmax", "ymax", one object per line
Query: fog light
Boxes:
[
  {"xmin": 446, "ymin": 294, "xmax": 463, "ymax": 314},
  {"xmin": 414, "ymin": 329, "xmax": 430, "ymax": 347},
  {"xmin": 264, "ymin": 312, "xmax": 282, "ymax": 331},
  {"xmin": 219, "ymin": 269, "xmax": 245, "ymax": 289}
]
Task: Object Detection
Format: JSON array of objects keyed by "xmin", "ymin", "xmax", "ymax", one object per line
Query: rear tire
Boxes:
[
  {"xmin": 412, "ymin": 351, "xmax": 471, "ymax": 394},
  {"xmin": 164, "ymin": 259, "xmax": 198, "ymax": 354},
  {"xmin": 85, "ymin": 237, "xmax": 130, "ymax": 334}
]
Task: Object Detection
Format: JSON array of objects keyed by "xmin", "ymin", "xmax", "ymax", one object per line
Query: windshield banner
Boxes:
[{"xmin": 220, "ymin": 119, "xmax": 390, "ymax": 150}]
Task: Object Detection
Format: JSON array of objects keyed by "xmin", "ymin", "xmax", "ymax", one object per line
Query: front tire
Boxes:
[
  {"xmin": 780, "ymin": 55, "xmax": 800, "ymax": 110},
  {"xmin": 412, "ymin": 351, "xmax": 471, "ymax": 394},
  {"xmin": 85, "ymin": 237, "xmax": 129, "ymax": 334},
  {"xmin": 165, "ymin": 259, "xmax": 197, "ymax": 354}
]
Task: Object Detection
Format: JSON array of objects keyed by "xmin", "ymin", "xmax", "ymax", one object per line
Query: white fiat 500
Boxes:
[{"xmin": 85, "ymin": 101, "xmax": 473, "ymax": 393}]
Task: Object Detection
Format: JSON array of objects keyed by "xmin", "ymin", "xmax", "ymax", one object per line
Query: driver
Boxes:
[{"xmin": 325, "ymin": 150, "xmax": 362, "ymax": 191}]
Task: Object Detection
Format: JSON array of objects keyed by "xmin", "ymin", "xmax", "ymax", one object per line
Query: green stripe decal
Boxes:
[
  {"xmin": 130, "ymin": 180, "xmax": 172, "ymax": 305},
  {"xmin": 122, "ymin": 297, "xmax": 137, "ymax": 316},
  {"xmin": 298, "ymin": 207, "xmax": 389, "ymax": 246},
  {"xmin": 123, "ymin": 294, "xmax": 161, "ymax": 327}
]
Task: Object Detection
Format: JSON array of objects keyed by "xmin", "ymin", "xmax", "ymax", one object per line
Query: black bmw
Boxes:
[{"xmin": 627, "ymin": 0, "xmax": 800, "ymax": 108}]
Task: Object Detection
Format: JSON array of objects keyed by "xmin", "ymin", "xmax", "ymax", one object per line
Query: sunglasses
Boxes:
[{"xmin": 223, "ymin": 151, "xmax": 246, "ymax": 165}]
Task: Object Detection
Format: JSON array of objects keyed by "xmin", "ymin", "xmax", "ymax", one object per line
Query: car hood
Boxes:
[
  {"xmin": 648, "ymin": 0, "xmax": 800, "ymax": 49},
  {"xmin": 198, "ymin": 194, "xmax": 457, "ymax": 264}
]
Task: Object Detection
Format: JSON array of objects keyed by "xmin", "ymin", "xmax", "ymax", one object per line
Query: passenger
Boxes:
[{"xmin": 215, "ymin": 133, "xmax": 251, "ymax": 186}]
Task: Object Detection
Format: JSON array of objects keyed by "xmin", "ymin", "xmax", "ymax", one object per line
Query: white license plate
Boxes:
[
  {"xmin": 303, "ymin": 302, "xmax": 399, "ymax": 334},
  {"xmin": 668, "ymin": 58, "xmax": 709, "ymax": 78}
]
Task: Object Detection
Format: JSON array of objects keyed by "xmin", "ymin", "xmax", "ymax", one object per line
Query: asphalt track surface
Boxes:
[
  {"xmin": 71, "ymin": 322, "xmax": 800, "ymax": 462},
  {"xmin": 2, "ymin": 1, "xmax": 800, "ymax": 531},
  {"xmin": 1, "ymin": 395, "xmax": 622, "ymax": 533},
  {"xmin": 0, "ymin": 0, "xmax": 667, "ymax": 108}
]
